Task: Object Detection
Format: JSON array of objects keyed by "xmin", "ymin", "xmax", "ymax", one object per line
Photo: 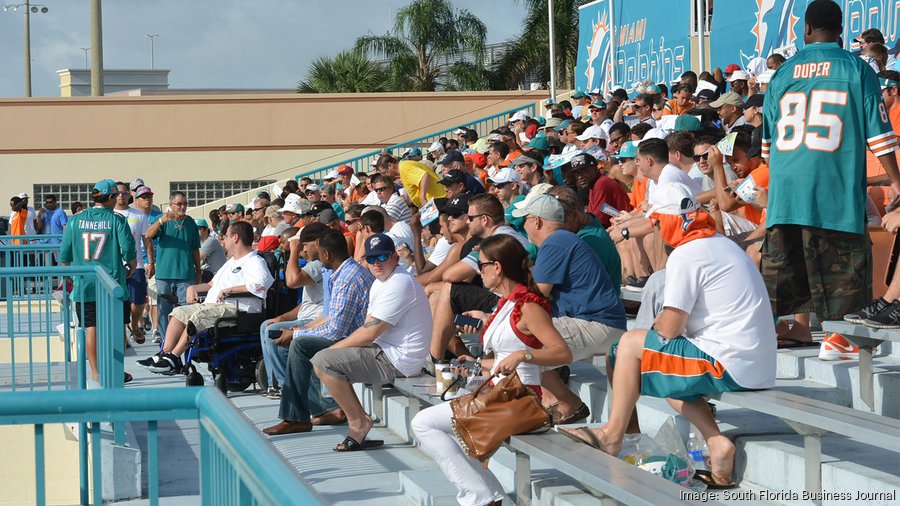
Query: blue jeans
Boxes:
[
  {"xmin": 156, "ymin": 278, "xmax": 191, "ymax": 346},
  {"xmin": 278, "ymin": 335, "xmax": 339, "ymax": 422},
  {"xmin": 259, "ymin": 318, "xmax": 311, "ymax": 388}
]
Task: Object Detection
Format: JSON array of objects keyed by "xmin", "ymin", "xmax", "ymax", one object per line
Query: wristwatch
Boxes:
[
  {"xmin": 621, "ymin": 227, "xmax": 630, "ymax": 240},
  {"xmin": 523, "ymin": 351, "xmax": 533, "ymax": 363}
]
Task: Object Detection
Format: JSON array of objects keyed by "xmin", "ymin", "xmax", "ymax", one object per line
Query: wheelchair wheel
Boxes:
[
  {"xmin": 255, "ymin": 360, "xmax": 268, "ymax": 391},
  {"xmin": 184, "ymin": 364, "xmax": 205, "ymax": 387},
  {"xmin": 214, "ymin": 372, "xmax": 228, "ymax": 395}
]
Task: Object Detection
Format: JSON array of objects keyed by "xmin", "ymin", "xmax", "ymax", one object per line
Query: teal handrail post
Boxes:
[
  {"xmin": 0, "ymin": 388, "xmax": 327, "ymax": 506},
  {"xmin": 294, "ymin": 103, "xmax": 537, "ymax": 183}
]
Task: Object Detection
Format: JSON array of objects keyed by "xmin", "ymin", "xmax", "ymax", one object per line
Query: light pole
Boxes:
[
  {"xmin": 548, "ymin": 0, "xmax": 556, "ymax": 102},
  {"xmin": 81, "ymin": 47, "xmax": 90, "ymax": 68},
  {"xmin": 90, "ymin": 0, "xmax": 103, "ymax": 96},
  {"xmin": 3, "ymin": 1, "xmax": 50, "ymax": 97},
  {"xmin": 145, "ymin": 33, "xmax": 158, "ymax": 69}
]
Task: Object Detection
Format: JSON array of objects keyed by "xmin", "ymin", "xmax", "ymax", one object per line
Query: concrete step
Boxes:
[{"xmin": 776, "ymin": 347, "xmax": 900, "ymax": 417}]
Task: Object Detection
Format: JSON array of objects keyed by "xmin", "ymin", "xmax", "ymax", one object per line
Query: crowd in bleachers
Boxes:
[{"xmin": 37, "ymin": 1, "xmax": 900, "ymax": 503}]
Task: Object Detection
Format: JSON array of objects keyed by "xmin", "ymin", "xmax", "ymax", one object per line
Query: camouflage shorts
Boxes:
[{"xmin": 760, "ymin": 225, "xmax": 871, "ymax": 320}]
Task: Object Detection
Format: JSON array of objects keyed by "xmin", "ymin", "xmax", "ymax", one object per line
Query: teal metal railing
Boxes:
[
  {"xmin": 295, "ymin": 103, "xmax": 536, "ymax": 182},
  {"xmin": 1, "ymin": 265, "xmax": 124, "ymax": 395},
  {"xmin": 0, "ymin": 242, "xmax": 63, "ymax": 305},
  {"xmin": 0, "ymin": 387, "xmax": 327, "ymax": 506}
]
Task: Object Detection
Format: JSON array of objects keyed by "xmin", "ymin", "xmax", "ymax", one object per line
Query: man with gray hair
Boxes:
[
  {"xmin": 145, "ymin": 191, "xmax": 202, "ymax": 340},
  {"xmin": 370, "ymin": 174, "xmax": 412, "ymax": 224},
  {"xmin": 511, "ymin": 194, "xmax": 626, "ymax": 424}
]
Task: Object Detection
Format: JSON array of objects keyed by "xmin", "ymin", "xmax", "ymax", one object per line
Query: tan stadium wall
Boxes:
[{"xmin": 0, "ymin": 90, "xmax": 545, "ymax": 216}]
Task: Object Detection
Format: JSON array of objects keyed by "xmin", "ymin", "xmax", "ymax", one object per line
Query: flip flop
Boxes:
[
  {"xmin": 333, "ymin": 436, "xmax": 384, "ymax": 452},
  {"xmin": 559, "ymin": 426, "xmax": 605, "ymax": 451},
  {"xmin": 131, "ymin": 327, "xmax": 146, "ymax": 344},
  {"xmin": 777, "ymin": 337, "xmax": 818, "ymax": 349},
  {"xmin": 694, "ymin": 469, "xmax": 738, "ymax": 489}
]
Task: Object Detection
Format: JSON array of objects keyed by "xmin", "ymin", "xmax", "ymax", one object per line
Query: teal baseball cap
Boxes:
[
  {"xmin": 195, "ymin": 219, "xmax": 209, "ymax": 228},
  {"xmin": 673, "ymin": 115, "xmax": 701, "ymax": 132},
  {"xmin": 525, "ymin": 134, "xmax": 550, "ymax": 151},
  {"xmin": 572, "ymin": 90, "xmax": 587, "ymax": 99},
  {"xmin": 92, "ymin": 179, "xmax": 119, "ymax": 197},
  {"xmin": 553, "ymin": 119, "xmax": 573, "ymax": 132},
  {"xmin": 616, "ymin": 141, "xmax": 640, "ymax": 160},
  {"xmin": 225, "ymin": 203, "xmax": 245, "ymax": 214},
  {"xmin": 588, "ymin": 100, "xmax": 607, "ymax": 110}
]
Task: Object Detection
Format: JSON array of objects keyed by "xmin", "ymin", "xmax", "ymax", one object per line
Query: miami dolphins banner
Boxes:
[
  {"xmin": 709, "ymin": 0, "xmax": 900, "ymax": 72},
  {"xmin": 575, "ymin": 0, "xmax": 693, "ymax": 95}
]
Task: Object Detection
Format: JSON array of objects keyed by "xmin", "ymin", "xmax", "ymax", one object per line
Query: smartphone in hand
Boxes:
[{"xmin": 453, "ymin": 314, "xmax": 483, "ymax": 329}]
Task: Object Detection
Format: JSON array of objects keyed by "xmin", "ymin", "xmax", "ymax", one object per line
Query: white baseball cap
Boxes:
[
  {"xmin": 575, "ymin": 125, "xmax": 610, "ymax": 142},
  {"xmin": 17, "ymin": 192, "xmax": 29, "ymax": 199},
  {"xmin": 643, "ymin": 127, "xmax": 669, "ymax": 140},
  {"xmin": 486, "ymin": 167, "xmax": 521, "ymax": 185},
  {"xmin": 324, "ymin": 170, "xmax": 339, "ymax": 180},
  {"xmin": 509, "ymin": 110, "xmax": 529, "ymax": 123},
  {"xmin": 279, "ymin": 194, "xmax": 313, "ymax": 215},
  {"xmin": 427, "ymin": 141, "xmax": 444, "ymax": 153},
  {"xmin": 305, "ymin": 184, "xmax": 321, "ymax": 193},
  {"xmin": 727, "ymin": 70, "xmax": 749, "ymax": 82}
]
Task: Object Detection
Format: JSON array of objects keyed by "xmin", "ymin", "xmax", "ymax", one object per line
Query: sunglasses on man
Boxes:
[
  {"xmin": 692, "ymin": 151, "xmax": 710, "ymax": 162},
  {"xmin": 365, "ymin": 253, "xmax": 390, "ymax": 264}
]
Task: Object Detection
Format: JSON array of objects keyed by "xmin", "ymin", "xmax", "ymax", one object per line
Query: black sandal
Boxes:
[
  {"xmin": 694, "ymin": 469, "xmax": 738, "ymax": 489},
  {"xmin": 333, "ymin": 436, "xmax": 384, "ymax": 452}
]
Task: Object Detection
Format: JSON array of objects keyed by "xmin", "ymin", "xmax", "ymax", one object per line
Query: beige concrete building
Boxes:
[{"xmin": 0, "ymin": 90, "xmax": 544, "ymax": 218}]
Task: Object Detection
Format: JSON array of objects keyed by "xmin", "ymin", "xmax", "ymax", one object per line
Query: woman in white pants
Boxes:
[{"xmin": 412, "ymin": 234, "xmax": 572, "ymax": 506}]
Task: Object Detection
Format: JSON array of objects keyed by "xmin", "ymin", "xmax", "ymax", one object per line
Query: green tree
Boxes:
[
  {"xmin": 355, "ymin": 0, "xmax": 488, "ymax": 91},
  {"xmin": 496, "ymin": 0, "xmax": 587, "ymax": 89},
  {"xmin": 297, "ymin": 50, "xmax": 389, "ymax": 93}
]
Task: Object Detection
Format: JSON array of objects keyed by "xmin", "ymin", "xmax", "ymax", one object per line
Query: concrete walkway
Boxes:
[{"xmin": 124, "ymin": 341, "xmax": 440, "ymax": 505}]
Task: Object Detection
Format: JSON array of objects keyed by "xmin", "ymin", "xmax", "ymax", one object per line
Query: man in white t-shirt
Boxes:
[
  {"xmin": 141, "ymin": 221, "xmax": 274, "ymax": 374},
  {"xmin": 563, "ymin": 183, "xmax": 775, "ymax": 489},
  {"xmin": 312, "ymin": 233, "xmax": 432, "ymax": 451},
  {"xmin": 115, "ymin": 182, "xmax": 153, "ymax": 342}
]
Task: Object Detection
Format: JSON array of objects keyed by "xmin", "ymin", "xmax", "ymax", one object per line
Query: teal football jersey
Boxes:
[
  {"xmin": 59, "ymin": 206, "xmax": 136, "ymax": 302},
  {"xmin": 762, "ymin": 42, "xmax": 898, "ymax": 234}
]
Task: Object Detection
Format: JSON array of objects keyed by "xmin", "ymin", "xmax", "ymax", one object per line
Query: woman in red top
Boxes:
[{"xmin": 411, "ymin": 235, "xmax": 572, "ymax": 506}]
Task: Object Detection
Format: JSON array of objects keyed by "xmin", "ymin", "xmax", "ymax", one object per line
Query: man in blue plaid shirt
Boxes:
[{"xmin": 264, "ymin": 229, "xmax": 375, "ymax": 435}]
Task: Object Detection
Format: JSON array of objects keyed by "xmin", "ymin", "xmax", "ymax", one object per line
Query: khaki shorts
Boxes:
[
  {"xmin": 311, "ymin": 345, "xmax": 401, "ymax": 386},
  {"xmin": 550, "ymin": 316, "xmax": 625, "ymax": 365},
  {"xmin": 147, "ymin": 276, "xmax": 158, "ymax": 306},
  {"xmin": 169, "ymin": 303, "xmax": 238, "ymax": 334}
]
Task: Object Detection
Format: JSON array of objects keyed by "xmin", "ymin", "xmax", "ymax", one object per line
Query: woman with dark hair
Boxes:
[
  {"xmin": 411, "ymin": 234, "xmax": 572, "ymax": 506},
  {"xmin": 207, "ymin": 209, "xmax": 221, "ymax": 238}
]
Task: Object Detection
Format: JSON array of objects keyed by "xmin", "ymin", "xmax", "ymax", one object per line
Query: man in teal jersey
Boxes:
[
  {"xmin": 761, "ymin": 0, "xmax": 900, "ymax": 322},
  {"xmin": 145, "ymin": 191, "xmax": 201, "ymax": 342},
  {"xmin": 59, "ymin": 179, "xmax": 136, "ymax": 383}
]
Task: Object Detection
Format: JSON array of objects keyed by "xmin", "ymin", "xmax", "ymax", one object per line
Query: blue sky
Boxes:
[{"xmin": 0, "ymin": 0, "xmax": 526, "ymax": 97}]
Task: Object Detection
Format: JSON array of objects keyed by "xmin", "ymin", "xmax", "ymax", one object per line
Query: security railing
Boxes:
[
  {"xmin": 295, "ymin": 103, "xmax": 537, "ymax": 181},
  {"xmin": 0, "ymin": 387, "xmax": 327, "ymax": 506},
  {"xmin": 0, "ymin": 265, "xmax": 124, "ymax": 394}
]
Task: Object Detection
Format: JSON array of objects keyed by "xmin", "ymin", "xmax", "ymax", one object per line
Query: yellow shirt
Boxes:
[{"xmin": 399, "ymin": 160, "xmax": 446, "ymax": 207}]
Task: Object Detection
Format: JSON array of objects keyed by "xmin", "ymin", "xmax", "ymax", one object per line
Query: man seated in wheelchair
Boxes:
[{"xmin": 140, "ymin": 221, "xmax": 274, "ymax": 374}]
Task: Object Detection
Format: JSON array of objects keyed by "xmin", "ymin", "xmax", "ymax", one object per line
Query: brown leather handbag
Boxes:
[{"xmin": 449, "ymin": 371, "xmax": 553, "ymax": 462}]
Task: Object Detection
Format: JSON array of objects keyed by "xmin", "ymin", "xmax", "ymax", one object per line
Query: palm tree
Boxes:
[
  {"xmin": 496, "ymin": 0, "xmax": 588, "ymax": 90},
  {"xmin": 297, "ymin": 50, "xmax": 389, "ymax": 93},
  {"xmin": 354, "ymin": 0, "xmax": 487, "ymax": 91}
]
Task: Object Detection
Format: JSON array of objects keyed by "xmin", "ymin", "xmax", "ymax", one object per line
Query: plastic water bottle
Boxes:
[
  {"xmin": 687, "ymin": 432, "xmax": 708, "ymax": 471},
  {"xmin": 321, "ymin": 382, "xmax": 332, "ymax": 398}
]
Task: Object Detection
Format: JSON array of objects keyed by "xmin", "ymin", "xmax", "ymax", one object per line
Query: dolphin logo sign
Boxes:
[
  {"xmin": 746, "ymin": 0, "xmax": 799, "ymax": 66},
  {"xmin": 585, "ymin": 9, "xmax": 611, "ymax": 93}
]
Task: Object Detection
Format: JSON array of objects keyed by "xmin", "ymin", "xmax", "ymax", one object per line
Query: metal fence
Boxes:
[
  {"xmin": 0, "ymin": 387, "xmax": 327, "ymax": 506},
  {"xmin": 295, "ymin": 103, "xmax": 537, "ymax": 182},
  {"xmin": 0, "ymin": 265, "xmax": 125, "ymax": 394}
]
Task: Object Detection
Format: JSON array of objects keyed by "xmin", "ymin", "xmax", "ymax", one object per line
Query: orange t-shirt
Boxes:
[
  {"xmin": 629, "ymin": 176, "xmax": 648, "ymax": 209},
  {"xmin": 10, "ymin": 209, "xmax": 26, "ymax": 244},
  {"xmin": 664, "ymin": 99, "xmax": 696, "ymax": 116},
  {"xmin": 740, "ymin": 163, "xmax": 769, "ymax": 225}
]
